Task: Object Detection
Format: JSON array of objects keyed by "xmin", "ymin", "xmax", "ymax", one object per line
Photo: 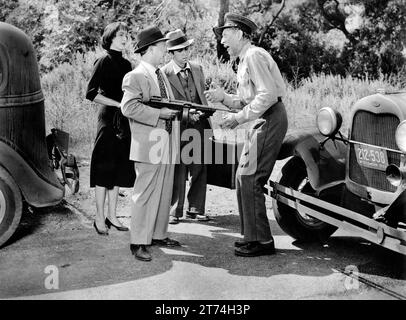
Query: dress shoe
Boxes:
[
  {"xmin": 105, "ymin": 218, "xmax": 129, "ymax": 231},
  {"xmin": 93, "ymin": 221, "xmax": 108, "ymax": 235},
  {"xmin": 130, "ymin": 244, "xmax": 152, "ymax": 262},
  {"xmin": 169, "ymin": 216, "xmax": 180, "ymax": 225},
  {"xmin": 234, "ymin": 240, "xmax": 249, "ymax": 247},
  {"xmin": 234, "ymin": 241, "xmax": 276, "ymax": 257},
  {"xmin": 152, "ymin": 237, "xmax": 181, "ymax": 247},
  {"xmin": 196, "ymin": 214, "xmax": 210, "ymax": 221},
  {"xmin": 186, "ymin": 212, "xmax": 210, "ymax": 221}
]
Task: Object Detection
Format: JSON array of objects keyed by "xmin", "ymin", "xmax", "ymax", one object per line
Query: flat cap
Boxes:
[{"xmin": 213, "ymin": 13, "xmax": 258, "ymax": 37}]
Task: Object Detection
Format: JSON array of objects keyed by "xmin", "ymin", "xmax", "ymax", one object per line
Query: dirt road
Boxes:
[{"xmin": 0, "ymin": 161, "xmax": 405, "ymax": 300}]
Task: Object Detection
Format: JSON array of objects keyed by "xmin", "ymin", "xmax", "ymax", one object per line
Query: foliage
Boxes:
[
  {"xmin": 342, "ymin": 0, "xmax": 406, "ymax": 77},
  {"xmin": 286, "ymin": 72, "xmax": 403, "ymax": 133},
  {"xmin": 1, "ymin": 0, "xmax": 45, "ymax": 59},
  {"xmin": 263, "ymin": 15, "xmax": 348, "ymax": 83},
  {"xmin": 41, "ymin": 48, "xmax": 402, "ymax": 157},
  {"xmin": 38, "ymin": 1, "xmax": 106, "ymax": 72},
  {"xmin": 0, "ymin": 0, "xmax": 19, "ymax": 21},
  {"xmin": 41, "ymin": 50, "xmax": 103, "ymax": 155},
  {"xmin": 0, "ymin": 0, "xmax": 404, "ymax": 156},
  {"xmin": 230, "ymin": 0, "xmax": 406, "ymax": 81}
]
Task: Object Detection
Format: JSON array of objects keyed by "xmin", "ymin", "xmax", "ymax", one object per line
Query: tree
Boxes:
[
  {"xmin": 1, "ymin": 0, "xmax": 45, "ymax": 59},
  {"xmin": 316, "ymin": 0, "xmax": 406, "ymax": 77},
  {"xmin": 38, "ymin": 0, "xmax": 105, "ymax": 71},
  {"xmin": 257, "ymin": 0, "xmax": 285, "ymax": 46},
  {"xmin": 215, "ymin": 0, "xmax": 230, "ymax": 61},
  {"xmin": 0, "ymin": 0, "xmax": 19, "ymax": 21}
]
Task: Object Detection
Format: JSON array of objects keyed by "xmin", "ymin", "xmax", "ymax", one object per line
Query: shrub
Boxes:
[
  {"xmin": 284, "ymin": 73, "xmax": 403, "ymax": 133},
  {"xmin": 41, "ymin": 50, "xmax": 103, "ymax": 158},
  {"xmin": 41, "ymin": 49, "xmax": 403, "ymax": 158}
]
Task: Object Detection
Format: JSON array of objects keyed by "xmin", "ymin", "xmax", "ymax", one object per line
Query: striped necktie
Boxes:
[{"xmin": 155, "ymin": 68, "xmax": 171, "ymax": 133}]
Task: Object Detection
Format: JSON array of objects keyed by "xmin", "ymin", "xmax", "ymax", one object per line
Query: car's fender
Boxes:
[
  {"xmin": 0, "ymin": 140, "xmax": 64, "ymax": 207},
  {"xmin": 384, "ymin": 189, "xmax": 406, "ymax": 224},
  {"xmin": 277, "ymin": 128, "xmax": 347, "ymax": 191}
]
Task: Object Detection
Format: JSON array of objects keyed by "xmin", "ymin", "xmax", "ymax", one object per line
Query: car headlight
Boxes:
[
  {"xmin": 317, "ymin": 107, "xmax": 342, "ymax": 136},
  {"xmin": 395, "ymin": 120, "xmax": 406, "ymax": 152}
]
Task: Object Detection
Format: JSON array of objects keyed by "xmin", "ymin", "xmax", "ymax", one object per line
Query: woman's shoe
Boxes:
[
  {"xmin": 105, "ymin": 218, "xmax": 129, "ymax": 231},
  {"xmin": 169, "ymin": 216, "xmax": 180, "ymax": 224},
  {"xmin": 93, "ymin": 221, "xmax": 109, "ymax": 235}
]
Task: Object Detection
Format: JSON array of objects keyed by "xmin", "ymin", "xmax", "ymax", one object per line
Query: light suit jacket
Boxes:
[
  {"xmin": 162, "ymin": 60, "xmax": 212, "ymax": 131},
  {"xmin": 121, "ymin": 61, "xmax": 177, "ymax": 164}
]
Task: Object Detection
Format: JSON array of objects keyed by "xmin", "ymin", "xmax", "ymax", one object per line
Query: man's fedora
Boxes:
[
  {"xmin": 213, "ymin": 13, "xmax": 258, "ymax": 37},
  {"xmin": 134, "ymin": 26, "xmax": 167, "ymax": 53},
  {"xmin": 166, "ymin": 29, "xmax": 194, "ymax": 51}
]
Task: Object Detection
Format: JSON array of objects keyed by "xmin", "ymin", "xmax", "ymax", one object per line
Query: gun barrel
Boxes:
[{"xmin": 146, "ymin": 97, "xmax": 235, "ymax": 113}]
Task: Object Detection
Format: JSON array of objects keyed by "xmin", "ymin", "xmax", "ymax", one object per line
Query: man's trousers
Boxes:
[
  {"xmin": 130, "ymin": 160, "xmax": 175, "ymax": 245},
  {"xmin": 236, "ymin": 101, "xmax": 288, "ymax": 242}
]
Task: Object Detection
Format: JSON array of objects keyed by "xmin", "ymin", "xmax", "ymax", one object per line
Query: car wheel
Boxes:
[
  {"xmin": 0, "ymin": 166, "xmax": 23, "ymax": 248},
  {"xmin": 272, "ymin": 157, "xmax": 337, "ymax": 242}
]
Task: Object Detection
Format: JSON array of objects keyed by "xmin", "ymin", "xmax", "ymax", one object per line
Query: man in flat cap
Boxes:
[
  {"xmin": 162, "ymin": 29, "xmax": 212, "ymax": 224},
  {"xmin": 121, "ymin": 26, "xmax": 181, "ymax": 262},
  {"xmin": 205, "ymin": 13, "xmax": 288, "ymax": 257}
]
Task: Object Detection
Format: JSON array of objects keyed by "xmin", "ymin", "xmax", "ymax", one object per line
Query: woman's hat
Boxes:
[
  {"xmin": 134, "ymin": 26, "xmax": 167, "ymax": 53},
  {"xmin": 213, "ymin": 13, "xmax": 258, "ymax": 37},
  {"xmin": 166, "ymin": 29, "xmax": 194, "ymax": 51}
]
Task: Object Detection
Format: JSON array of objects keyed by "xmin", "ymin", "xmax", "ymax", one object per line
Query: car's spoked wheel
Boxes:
[
  {"xmin": 295, "ymin": 177, "xmax": 326, "ymax": 228},
  {"xmin": 273, "ymin": 157, "xmax": 337, "ymax": 242},
  {"xmin": 0, "ymin": 167, "xmax": 23, "ymax": 247}
]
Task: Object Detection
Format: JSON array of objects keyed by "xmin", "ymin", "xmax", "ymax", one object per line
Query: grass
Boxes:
[{"xmin": 41, "ymin": 49, "xmax": 404, "ymax": 159}]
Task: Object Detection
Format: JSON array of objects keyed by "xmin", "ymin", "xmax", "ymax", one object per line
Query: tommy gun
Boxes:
[{"xmin": 145, "ymin": 96, "xmax": 236, "ymax": 127}]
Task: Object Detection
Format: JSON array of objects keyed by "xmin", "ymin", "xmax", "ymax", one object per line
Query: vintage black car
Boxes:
[
  {"xmin": 267, "ymin": 90, "xmax": 406, "ymax": 255},
  {"xmin": 0, "ymin": 22, "xmax": 78, "ymax": 247},
  {"xmin": 208, "ymin": 90, "xmax": 406, "ymax": 255}
]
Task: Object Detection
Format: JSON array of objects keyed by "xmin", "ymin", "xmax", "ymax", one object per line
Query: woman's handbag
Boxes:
[{"xmin": 113, "ymin": 110, "xmax": 131, "ymax": 140}]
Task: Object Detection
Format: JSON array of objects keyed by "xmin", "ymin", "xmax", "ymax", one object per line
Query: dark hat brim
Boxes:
[
  {"xmin": 213, "ymin": 25, "xmax": 239, "ymax": 37},
  {"xmin": 134, "ymin": 37, "xmax": 167, "ymax": 53},
  {"xmin": 214, "ymin": 13, "xmax": 258, "ymax": 37}
]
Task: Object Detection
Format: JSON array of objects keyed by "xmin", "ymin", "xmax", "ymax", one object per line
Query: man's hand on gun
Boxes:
[
  {"xmin": 188, "ymin": 109, "xmax": 200, "ymax": 123},
  {"xmin": 159, "ymin": 107, "xmax": 179, "ymax": 120},
  {"xmin": 148, "ymin": 96, "xmax": 235, "ymax": 128}
]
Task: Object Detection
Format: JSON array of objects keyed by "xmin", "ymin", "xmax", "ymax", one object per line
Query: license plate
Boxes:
[{"xmin": 354, "ymin": 144, "xmax": 388, "ymax": 171}]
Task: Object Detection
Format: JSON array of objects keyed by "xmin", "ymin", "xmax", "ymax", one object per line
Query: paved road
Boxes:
[{"xmin": 0, "ymin": 184, "xmax": 405, "ymax": 300}]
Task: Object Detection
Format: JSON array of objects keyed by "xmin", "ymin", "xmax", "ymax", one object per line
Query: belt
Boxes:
[{"xmin": 261, "ymin": 97, "xmax": 283, "ymax": 118}]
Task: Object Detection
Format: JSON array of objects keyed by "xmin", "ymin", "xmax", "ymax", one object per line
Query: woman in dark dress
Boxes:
[{"xmin": 86, "ymin": 22, "xmax": 135, "ymax": 235}]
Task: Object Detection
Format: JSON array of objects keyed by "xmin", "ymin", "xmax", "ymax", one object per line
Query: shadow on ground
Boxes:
[{"xmin": 1, "ymin": 209, "xmax": 405, "ymax": 299}]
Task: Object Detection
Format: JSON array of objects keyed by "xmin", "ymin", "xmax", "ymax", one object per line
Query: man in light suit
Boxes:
[
  {"xmin": 121, "ymin": 26, "xmax": 181, "ymax": 262},
  {"xmin": 162, "ymin": 30, "xmax": 213, "ymax": 224}
]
